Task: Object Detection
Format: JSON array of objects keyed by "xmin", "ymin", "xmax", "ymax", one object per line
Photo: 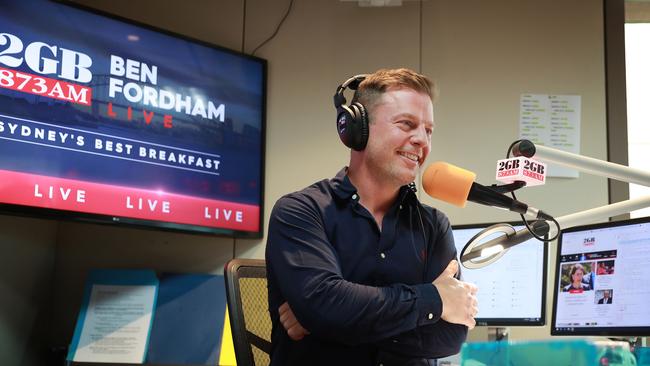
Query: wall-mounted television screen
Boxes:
[{"xmin": 0, "ymin": 0, "xmax": 266, "ymax": 237}]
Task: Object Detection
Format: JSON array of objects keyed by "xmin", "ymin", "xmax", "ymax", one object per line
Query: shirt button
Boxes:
[
  {"xmin": 380, "ymin": 252, "xmax": 386, "ymax": 259},
  {"xmin": 399, "ymin": 205, "xmax": 403, "ymax": 210},
  {"xmin": 428, "ymin": 313, "xmax": 433, "ymax": 320},
  {"xmin": 352, "ymin": 194, "xmax": 358, "ymax": 200}
]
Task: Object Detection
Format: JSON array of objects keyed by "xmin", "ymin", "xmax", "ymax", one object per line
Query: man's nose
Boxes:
[{"xmin": 411, "ymin": 125, "xmax": 429, "ymax": 146}]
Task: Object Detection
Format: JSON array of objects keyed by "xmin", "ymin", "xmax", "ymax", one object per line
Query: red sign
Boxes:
[
  {"xmin": 0, "ymin": 169, "xmax": 259, "ymax": 232},
  {"xmin": 0, "ymin": 67, "xmax": 92, "ymax": 106}
]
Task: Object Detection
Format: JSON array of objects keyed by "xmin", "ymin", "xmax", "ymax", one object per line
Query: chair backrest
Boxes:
[{"xmin": 224, "ymin": 258, "xmax": 272, "ymax": 366}]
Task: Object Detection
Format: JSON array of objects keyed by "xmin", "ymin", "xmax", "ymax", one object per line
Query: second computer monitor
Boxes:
[
  {"xmin": 452, "ymin": 222, "xmax": 548, "ymax": 326},
  {"xmin": 551, "ymin": 216, "xmax": 650, "ymax": 336}
]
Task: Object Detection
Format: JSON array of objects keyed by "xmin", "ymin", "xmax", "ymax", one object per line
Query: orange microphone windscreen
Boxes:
[{"xmin": 422, "ymin": 161, "xmax": 476, "ymax": 207}]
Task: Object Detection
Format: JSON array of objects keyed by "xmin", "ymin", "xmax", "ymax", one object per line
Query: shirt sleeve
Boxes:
[
  {"xmin": 417, "ymin": 210, "xmax": 468, "ymax": 357},
  {"xmin": 266, "ymin": 194, "xmax": 443, "ymax": 345}
]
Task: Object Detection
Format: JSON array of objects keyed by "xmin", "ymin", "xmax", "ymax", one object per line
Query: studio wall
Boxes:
[{"xmin": 0, "ymin": 1, "xmax": 610, "ymax": 364}]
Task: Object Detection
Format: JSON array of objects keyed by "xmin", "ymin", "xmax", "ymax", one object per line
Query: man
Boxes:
[
  {"xmin": 598, "ymin": 290, "xmax": 613, "ymax": 304},
  {"xmin": 266, "ymin": 68, "xmax": 478, "ymax": 366}
]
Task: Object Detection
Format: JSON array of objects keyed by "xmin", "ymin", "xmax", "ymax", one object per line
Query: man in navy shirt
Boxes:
[{"xmin": 266, "ymin": 68, "xmax": 478, "ymax": 366}]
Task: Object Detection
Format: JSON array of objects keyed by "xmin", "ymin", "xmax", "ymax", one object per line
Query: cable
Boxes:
[
  {"xmin": 251, "ymin": 0, "xmax": 294, "ymax": 56},
  {"xmin": 414, "ymin": 202, "xmax": 429, "ymax": 282},
  {"xmin": 418, "ymin": 0, "xmax": 423, "ymax": 74},
  {"xmin": 407, "ymin": 182, "xmax": 430, "ymax": 282},
  {"xmin": 241, "ymin": 0, "xmax": 247, "ymax": 53},
  {"xmin": 506, "ymin": 139, "xmax": 561, "ymax": 242}
]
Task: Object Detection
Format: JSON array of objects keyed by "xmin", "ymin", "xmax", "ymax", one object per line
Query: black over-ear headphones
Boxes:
[{"xmin": 333, "ymin": 74, "xmax": 369, "ymax": 151}]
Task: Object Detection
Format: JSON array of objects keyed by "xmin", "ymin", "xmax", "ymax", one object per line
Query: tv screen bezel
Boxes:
[
  {"xmin": 452, "ymin": 221, "xmax": 548, "ymax": 327},
  {"xmin": 0, "ymin": 0, "xmax": 267, "ymax": 238},
  {"xmin": 550, "ymin": 216, "xmax": 650, "ymax": 336}
]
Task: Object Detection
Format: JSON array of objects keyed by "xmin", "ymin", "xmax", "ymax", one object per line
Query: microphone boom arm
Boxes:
[
  {"xmin": 461, "ymin": 140, "xmax": 650, "ymax": 268},
  {"xmin": 516, "ymin": 140, "xmax": 650, "ymax": 187},
  {"xmin": 518, "ymin": 139, "xmax": 650, "ymax": 235}
]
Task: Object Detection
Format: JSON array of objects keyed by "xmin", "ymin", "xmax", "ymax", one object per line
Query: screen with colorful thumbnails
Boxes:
[
  {"xmin": 452, "ymin": 222, "xmax": 547, "ymax": 326},
  {"xmin": 551, "ymin": 216, "xmax": 650, "ymax": 336},
  {"xmin": 0, "ymin": 0, "xmax": 266, "ymax": 237}
]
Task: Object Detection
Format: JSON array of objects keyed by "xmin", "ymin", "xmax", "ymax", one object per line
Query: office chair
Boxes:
[{"xmin": 224, "ymin": 258, "xmax": 272, "ymax": 366}]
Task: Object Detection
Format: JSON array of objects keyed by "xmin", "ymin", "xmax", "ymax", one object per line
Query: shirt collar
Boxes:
[
  {"xmin": 330, "ymin": 167, "xmax": 417, "ymax": 205},
  {"xmin": 331, "ymin": 167, "xmax": 357, "ymax": 201}
]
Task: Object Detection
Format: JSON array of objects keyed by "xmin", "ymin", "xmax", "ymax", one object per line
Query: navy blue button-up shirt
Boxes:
[{"xmin": 266, "ymin": 169, "xmax": 467, "ymax": 366}]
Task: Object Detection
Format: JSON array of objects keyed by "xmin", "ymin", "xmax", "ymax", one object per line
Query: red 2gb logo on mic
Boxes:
[{"xmin": 496, "ymin": 157, "xmax": 546, "ymax": 186}]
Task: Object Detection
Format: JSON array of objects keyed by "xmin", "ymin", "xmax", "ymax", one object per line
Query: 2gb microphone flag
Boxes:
[{"xmin": 496, "ymin": 157, "xmax": 546, "ymax": 187}]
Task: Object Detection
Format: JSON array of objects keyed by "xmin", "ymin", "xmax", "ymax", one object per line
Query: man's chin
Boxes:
[{"xmin": 396, "ymin": 171, "xmax": 418, "ymax": 186}]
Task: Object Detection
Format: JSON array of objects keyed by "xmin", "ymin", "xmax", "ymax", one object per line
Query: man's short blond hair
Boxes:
[{"xmin": 352, "ymin": 68, "xmax": 435, "ymax": 122}]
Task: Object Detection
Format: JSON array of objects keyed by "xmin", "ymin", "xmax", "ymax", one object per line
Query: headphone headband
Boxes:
[
  {"xmin": 334, "ymin": 74, "xmax": 368, "ymax": 107},
  {"xmin": 342, "ymin": 74, "xmax": 367, "ymax": 89}
]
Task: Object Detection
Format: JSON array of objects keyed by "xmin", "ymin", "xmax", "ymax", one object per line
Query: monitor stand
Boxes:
[
  {"xmin": 608, "ymin": 336, "xmax": 647, "ymax": 352},
  {"xmin": 487, "ymin": 327, "xmax": 509, "ymax": 342},
  {"xmin": 630, "ymin": 336, "xmax": 647, "ymax": 351}
]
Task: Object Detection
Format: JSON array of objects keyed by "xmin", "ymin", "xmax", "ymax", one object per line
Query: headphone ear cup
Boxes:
[
  {"xmin": 352, "ymin": 102, "xmax": 369, "ymax": 150},
  {"xmin": 336, "ymin": 105, "xmax": 355, "ymax": 149},
  {"xmin": 337, "ymin": 103, "xmax": 369, "ymax": 151},
  {"xmin": 345, "ymin": 104, "xmax": 365, "ymax": 151}
]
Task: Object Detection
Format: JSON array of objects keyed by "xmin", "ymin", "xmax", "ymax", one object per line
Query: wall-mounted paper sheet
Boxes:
[{"xmin": 520, "ymin": 94, "xmax": 581, "ymax": 178}]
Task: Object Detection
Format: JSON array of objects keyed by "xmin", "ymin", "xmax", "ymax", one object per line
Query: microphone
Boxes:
[
  {"xmin": 459, "ymin": 221, "xmax": 550, "ymax": 269},
  {"xmin": 422, "ymin": 161, "xmax": 553, "ymax": 220}
]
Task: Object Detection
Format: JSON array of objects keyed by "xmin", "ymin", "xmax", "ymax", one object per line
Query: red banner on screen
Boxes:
[
  {"xmin": 0, "ymin": 67, "xmax": 92, "ymax": 106},
  {"xmin": 0, "ymin": 169, "xmax": 259, "ymax": 232}
]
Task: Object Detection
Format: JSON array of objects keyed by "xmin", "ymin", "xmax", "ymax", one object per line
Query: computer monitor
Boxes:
[
  {"xmin": 452, "ymin": 222, "xmax": 547, "ymax": 326},
  {"xmin": 551, "ymin": 216, "xmax": 650, "ymax": 336}
]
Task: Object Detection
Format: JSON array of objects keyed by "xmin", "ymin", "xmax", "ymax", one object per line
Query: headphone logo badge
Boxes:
[{"xmin": 337, "ymin": 114, "xmax": 347, "ymax": 133}]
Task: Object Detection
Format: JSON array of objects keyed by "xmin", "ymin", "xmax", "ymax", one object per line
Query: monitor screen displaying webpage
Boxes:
[
  {"xmin": 551, "ymin": 217, "xmax": 650, "ymax": 336},
  {"xmin": 452, "ymin": 222, "xmax": 547, "ymax": 326}
]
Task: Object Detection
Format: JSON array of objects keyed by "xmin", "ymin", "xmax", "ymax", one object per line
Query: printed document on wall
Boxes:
[
  {"xmin": 67, "ymin": 269, "xmax": 158, "ymax": 364},
  {"xmin": 519, "ymin": 94, "xmax": 581, "ymax": 178}
]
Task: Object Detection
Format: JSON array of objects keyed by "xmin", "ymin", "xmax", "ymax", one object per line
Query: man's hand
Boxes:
[
  {"xmin": 279, "ymin": 301, "xmax": 310, "ymax": 340},
  {"xmin": 432, "ymin": 260, "xmax": 479, "ymax": 329}
]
